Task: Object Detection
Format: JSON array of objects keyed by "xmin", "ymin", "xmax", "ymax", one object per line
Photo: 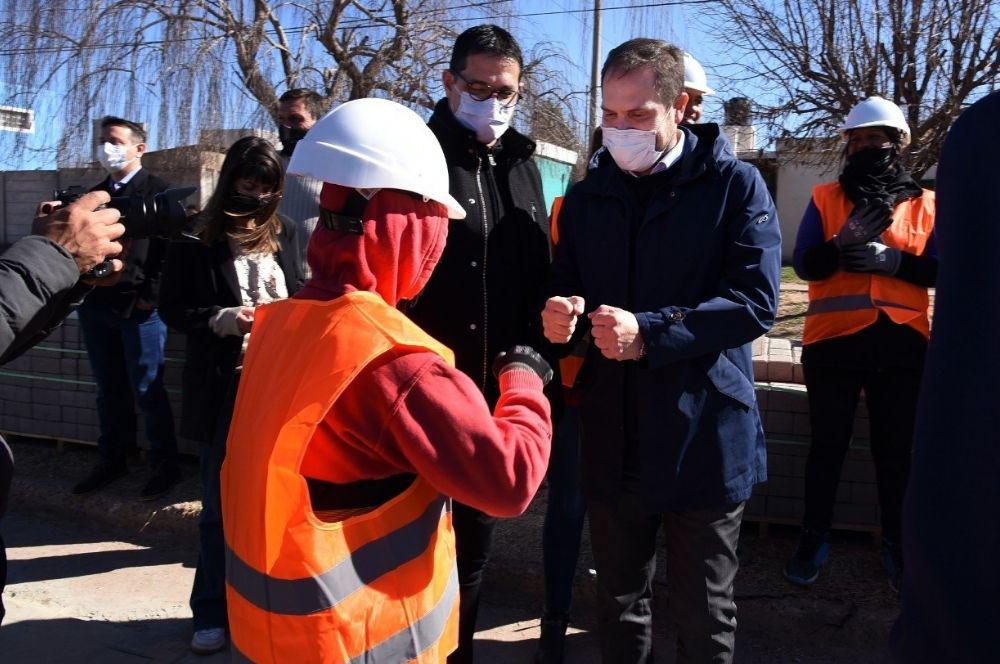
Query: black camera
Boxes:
[{"xmin": 54, "ymin": 185, "xmax": 197, "ymax": 278}]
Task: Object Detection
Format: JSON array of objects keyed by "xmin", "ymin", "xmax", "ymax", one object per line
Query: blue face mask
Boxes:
[{"xmin": 454, "ymin": 91, "xmax": 516, "ymax": 143}]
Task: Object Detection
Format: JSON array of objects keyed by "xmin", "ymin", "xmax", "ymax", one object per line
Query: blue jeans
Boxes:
[
  {"xmin": 541, "ymin": 404, "xmax": 587, "ymax": 618},
  {"xmin": 77, "ymin": 301, "xmax": 177, "ymax": 469},
  {"xmin": 190, "ymin": 369, "xmax": 240, "ymax": 631},
  {"xmin": 190, "ymin": 440, "xmax": 227, "ymax": 630}
]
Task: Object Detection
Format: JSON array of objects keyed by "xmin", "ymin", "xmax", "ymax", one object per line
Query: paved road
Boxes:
[
  {"xmin": 1, "ymin": 504, "xmax": 896, "ymax": 663},
  {"xmin": 0, "ymin": 507, "xmax": 611, "ymax": 663}
]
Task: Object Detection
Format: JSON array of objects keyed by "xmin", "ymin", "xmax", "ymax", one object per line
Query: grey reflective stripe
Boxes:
[
  {"xmin": 348, "ymin": 566, "xmax": 459, "ymax": 664},
  {"xmin": 807, "ymin": 294, "xmax": 923, "ymax": 316},
  {"xmin": 230, "ymin": 565, "xmax": 459, "ymax": 664},
  {"xmin": 806, "ymin": 294, "xmax": 874, "ymax": 315},
  {"xmin": 227, "ymin": 495, "xmax": 449, "ymax": 615}
]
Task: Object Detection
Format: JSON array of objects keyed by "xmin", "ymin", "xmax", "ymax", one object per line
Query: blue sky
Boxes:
[{"xmin": 2, "ymin": 1, "xmax": 734, "ymax": 170}]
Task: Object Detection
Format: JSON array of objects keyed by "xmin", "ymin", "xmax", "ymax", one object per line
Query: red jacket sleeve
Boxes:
[{"xmin": 300, "ymin": 349, "xmax": 552, "ymax": 517}]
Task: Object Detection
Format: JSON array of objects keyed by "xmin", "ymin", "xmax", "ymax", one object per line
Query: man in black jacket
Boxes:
[
  {"xmin": 1, "ymin": 191, "xmax": 125, "ymax": 623},
  {"xmin": 406, "ymin": 24, "xmax": 552, "ymax": 663},
  {"xmin": 72, "ymin": 116, "xmax": 180, "ymax": 500}
]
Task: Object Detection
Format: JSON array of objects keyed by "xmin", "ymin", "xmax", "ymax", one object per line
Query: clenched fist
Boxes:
[
  {"xmin": 542, "ymin": 295, "xmax": 586, "ymax": 344},
  {"xmin": 589, "ymin": 304, "xmax": 644, "ymax": 361}
]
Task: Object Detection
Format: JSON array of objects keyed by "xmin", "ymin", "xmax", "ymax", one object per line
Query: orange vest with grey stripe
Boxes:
[
  {"xmin": 220, "ymin": 290, "xmax": 459, "ymax": 663},
  {"xmin": 803, "ymin": 182, "xmax": 935, "ymax": 345}
]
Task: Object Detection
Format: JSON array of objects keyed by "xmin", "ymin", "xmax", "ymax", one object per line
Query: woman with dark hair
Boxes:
[
  {"xmin": 785, "ymin": 97, "xmax": 937, "ymax": 593},
  {"xmin": 160, "ymin": 136, "xmax": 304, "ymax": 654}
]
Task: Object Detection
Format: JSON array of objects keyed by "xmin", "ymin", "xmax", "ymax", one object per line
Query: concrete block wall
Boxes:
[
  {"xmin": 0, "ymin": 325, "xmax": 884, "ymax": 530},
  {"xmin": 0, "ymin": 314, "xmax": 192, "ymax": 454}
]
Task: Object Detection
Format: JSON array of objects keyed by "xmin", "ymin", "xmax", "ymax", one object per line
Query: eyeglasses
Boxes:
[{"xmin": 451, "ymin": 70, "xmax": 521, "ymax": 108}]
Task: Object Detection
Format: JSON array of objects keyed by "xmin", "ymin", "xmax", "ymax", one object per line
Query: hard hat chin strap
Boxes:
[{"xmin": 320, "ymin": 189, "xmax": 370, "ymax": 234}]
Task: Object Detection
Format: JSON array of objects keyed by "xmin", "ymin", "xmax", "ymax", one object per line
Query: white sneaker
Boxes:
[{"xmin": 190, "ymin": 628, "xmax": 227, "ymax": 655}]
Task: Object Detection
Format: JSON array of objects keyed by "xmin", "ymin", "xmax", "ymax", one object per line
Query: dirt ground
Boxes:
[{"xmin": 771, "ymin": 267, "xmax": 809, "ymax": 341}]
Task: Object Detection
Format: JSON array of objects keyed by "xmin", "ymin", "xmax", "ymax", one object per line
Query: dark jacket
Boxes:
[
  {"xmin": 407, "ymin": 99, "xmax": 551, "ymax": 403},
  {"xmin": 159, "ymin": 217, "xmax": 303, "ymax": 443},
  {"xmin": 0, "ymin": 236, "xmax": 89, "ymax": 365},
  {"xmin": 548, "ymin": 124, "xmax": 782, "ymax": 511},
  {"xmin": 890, "ymin": 92, "xmax": 1000, "ymax": 663},
  {"xmin": 86, "ymin": 168, "xmax": 170, "ymax": 316}
]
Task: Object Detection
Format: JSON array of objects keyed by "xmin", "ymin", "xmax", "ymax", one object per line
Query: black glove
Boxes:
[
  {"xmin": 840, "ymin": 241, "xmax": 902, "ymax": 275},
  {"xmin": 492, "ymin": 345, "xmax": 554, "ymax": 386},
  {"xmin": 833, "ymin": 198, "xmax": 894, "ymax": 249}
]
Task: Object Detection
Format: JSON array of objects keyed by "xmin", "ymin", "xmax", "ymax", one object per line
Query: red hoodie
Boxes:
[{"xmin": 294, "ymin": 184, "xmax": 551, "ymax": 517}]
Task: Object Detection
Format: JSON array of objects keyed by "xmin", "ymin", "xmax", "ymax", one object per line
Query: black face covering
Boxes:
[
  {"xmin": 839, "ymin": 146, "xmax": 922, "ymax": 205},
  {"xmin": 224, "ymin": 192, "xmax": 272, "ymax": 217},
  {"xmin": 279, "ymin": 126, "xmax": 308, "ymax": 157},
  {"xmin": 845, "ymin": 146, "xmax": 896, "ymax": 176}
]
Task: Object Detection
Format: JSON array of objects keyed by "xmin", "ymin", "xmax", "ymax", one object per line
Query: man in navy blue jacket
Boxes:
[
  {"xmin": 543, "ymin": 39, "xmax": 780, "ymax": 663},
  {"xmin": 889, "ymin": 92, "xmax": 1000, "ymax": 662}
]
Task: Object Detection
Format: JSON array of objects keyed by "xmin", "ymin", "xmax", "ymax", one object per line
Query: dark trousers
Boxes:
[
  {"xmin": 802, "ymin": 361, "xmax": 923, "ymax": 538},
  {"xmin": 189, "ymin": 370, "xmax": 240, "ymax": 632},
  {"xmin": 77, "ymin": 301, "xmax": 177, "ymax": 469},
  {"xmin": 190, "ymin": 440, "xmax": 227, "ymax": 631},
  {"xmin": 447, "ymin": 501, "xmax": 498, "ymax": 664},
  {"xmin": 541, "ymin": 404, "xmax": 587, "ymax": 618},
  {"xmin": 588, "ymin": 487, "xmax": 744, "ymax": 664},
  {"xmin": 0, "ymin": 436, "xmax": 12, "ymax": 625}
]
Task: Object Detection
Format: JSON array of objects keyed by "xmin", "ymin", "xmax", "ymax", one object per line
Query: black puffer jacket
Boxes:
[{"xmin": 409, "ymin": 99, "xmax": 551, "ymax": 404}]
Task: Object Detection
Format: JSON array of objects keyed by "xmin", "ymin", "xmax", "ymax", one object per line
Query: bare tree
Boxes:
[
  {"xmin": 0, "ymin": 0, "xmax": 577, "ymax": 167},
  {"xmin": 710, "ymin": 0, "xmax": 1000, "ymax": 176}
]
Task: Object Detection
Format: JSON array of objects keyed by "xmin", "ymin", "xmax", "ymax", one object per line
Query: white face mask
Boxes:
[
  {"xmin": 98, "ymin": 141, "xmax": 136, "ymax": 174},
  {"xmin": 600, "ymin": 126, "xmax": 664, "ymax": 173},
  {"xmin": 454, "ymin": 91, "xmax": 515, "ymax": 143}
]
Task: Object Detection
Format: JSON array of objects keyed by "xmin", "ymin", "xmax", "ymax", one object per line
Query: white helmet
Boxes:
[
  {"xmin": 683, "ymin": 53, "xmax": 715, "ymax": 95},
  {"xmin": 288, "ymin": 97, "xmax": 466, "ymax": 219},
  {"xmin": 839, "ymin": 96, "xmax": 911, "ymax": 147}
]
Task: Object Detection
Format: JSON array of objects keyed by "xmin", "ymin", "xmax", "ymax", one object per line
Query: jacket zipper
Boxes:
[{"xmin": 474, "ymin": 156, "xmax": 489, "ymax": 391}]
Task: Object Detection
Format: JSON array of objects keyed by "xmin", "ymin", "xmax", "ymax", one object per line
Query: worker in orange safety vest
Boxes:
[
  {"xmin": 220, "ymin": 97, "xmax": 553, "ymax": 663},
  {"xmin": 785, "ymin": 96, "xmax": 938, "ymax": 594}
]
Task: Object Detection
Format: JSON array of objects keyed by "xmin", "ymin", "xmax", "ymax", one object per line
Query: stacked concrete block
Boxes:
[
  {"xmin": 0, "ymin": 312, "xmax": 193, "ymax": 454},
  {"xmin": 751, "ymin": 335, "xmax": 880, "ymax": 531}
]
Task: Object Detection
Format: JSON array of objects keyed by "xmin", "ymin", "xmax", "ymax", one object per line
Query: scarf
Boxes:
[{"xmin": 839, "ymin": 147, "xmax": 923, "ymax": 206}]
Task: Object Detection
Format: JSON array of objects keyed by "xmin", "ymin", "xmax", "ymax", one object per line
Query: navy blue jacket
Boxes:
[
  {"xmin": 548, "ymin": 124, "xmax": 781, "ymax": 511},
  {"xmin": 890, "ymin": 92, "xmax": 1000, "ymax": 662}
]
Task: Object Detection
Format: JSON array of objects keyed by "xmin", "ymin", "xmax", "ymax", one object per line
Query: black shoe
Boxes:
[
  {"xmin": 139, "ymin": 464, "xmax": 181, "ymax": 501},
  {"xmin": 783, "ymin": 528, "xmax": 830, "ymax": 587},
  {"xmin": 534, "ymin": 614, "xmax": 569, "ymax": 664},
  {"xmin": 72, "ymin": 462, "xmax": 128, "ymax": 495}
]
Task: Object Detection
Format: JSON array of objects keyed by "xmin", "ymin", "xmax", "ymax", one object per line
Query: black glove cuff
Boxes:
[{"xmin": 492, "ymin": 345, "xmax": 554, "ymax": 386}]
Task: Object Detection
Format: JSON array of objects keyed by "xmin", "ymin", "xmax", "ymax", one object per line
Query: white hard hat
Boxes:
[
  {"xmin": 838, "ymin": 96, "xmax": 911, "ymax": 147},
  {"xmin": 683, "ymin": 53, "xmax": 714, "ymax": 95},
  {"xmin": 288, "ymin": 97, "xmax": 466, "ymax": 219}
]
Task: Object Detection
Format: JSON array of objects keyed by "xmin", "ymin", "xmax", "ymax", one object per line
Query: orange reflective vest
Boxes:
[
  {"xmin": 803, "ymin": 182, "xmax": 935, "ymax": 345},
  {"xmin": 221, "ymin": 290, "xmax": 459, "ymax": 663},
  {"xmin": 548, "ymin": 196, "xmax": 586, "ymax": 390}
]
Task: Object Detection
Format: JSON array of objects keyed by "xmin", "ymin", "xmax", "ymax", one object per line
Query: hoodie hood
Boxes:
[{"xmin": 295, "ymin": 184, "xmax": 450, "ymax": 306}]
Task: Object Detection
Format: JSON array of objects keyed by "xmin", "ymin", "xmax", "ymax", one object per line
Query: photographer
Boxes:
[
  {"xmin": 72, "ymin": 116, "xmax": 180, "ymax": 501},
  {"xmin": 0, "ymin": 191, "xmax": 125, "ymax": 624}
]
